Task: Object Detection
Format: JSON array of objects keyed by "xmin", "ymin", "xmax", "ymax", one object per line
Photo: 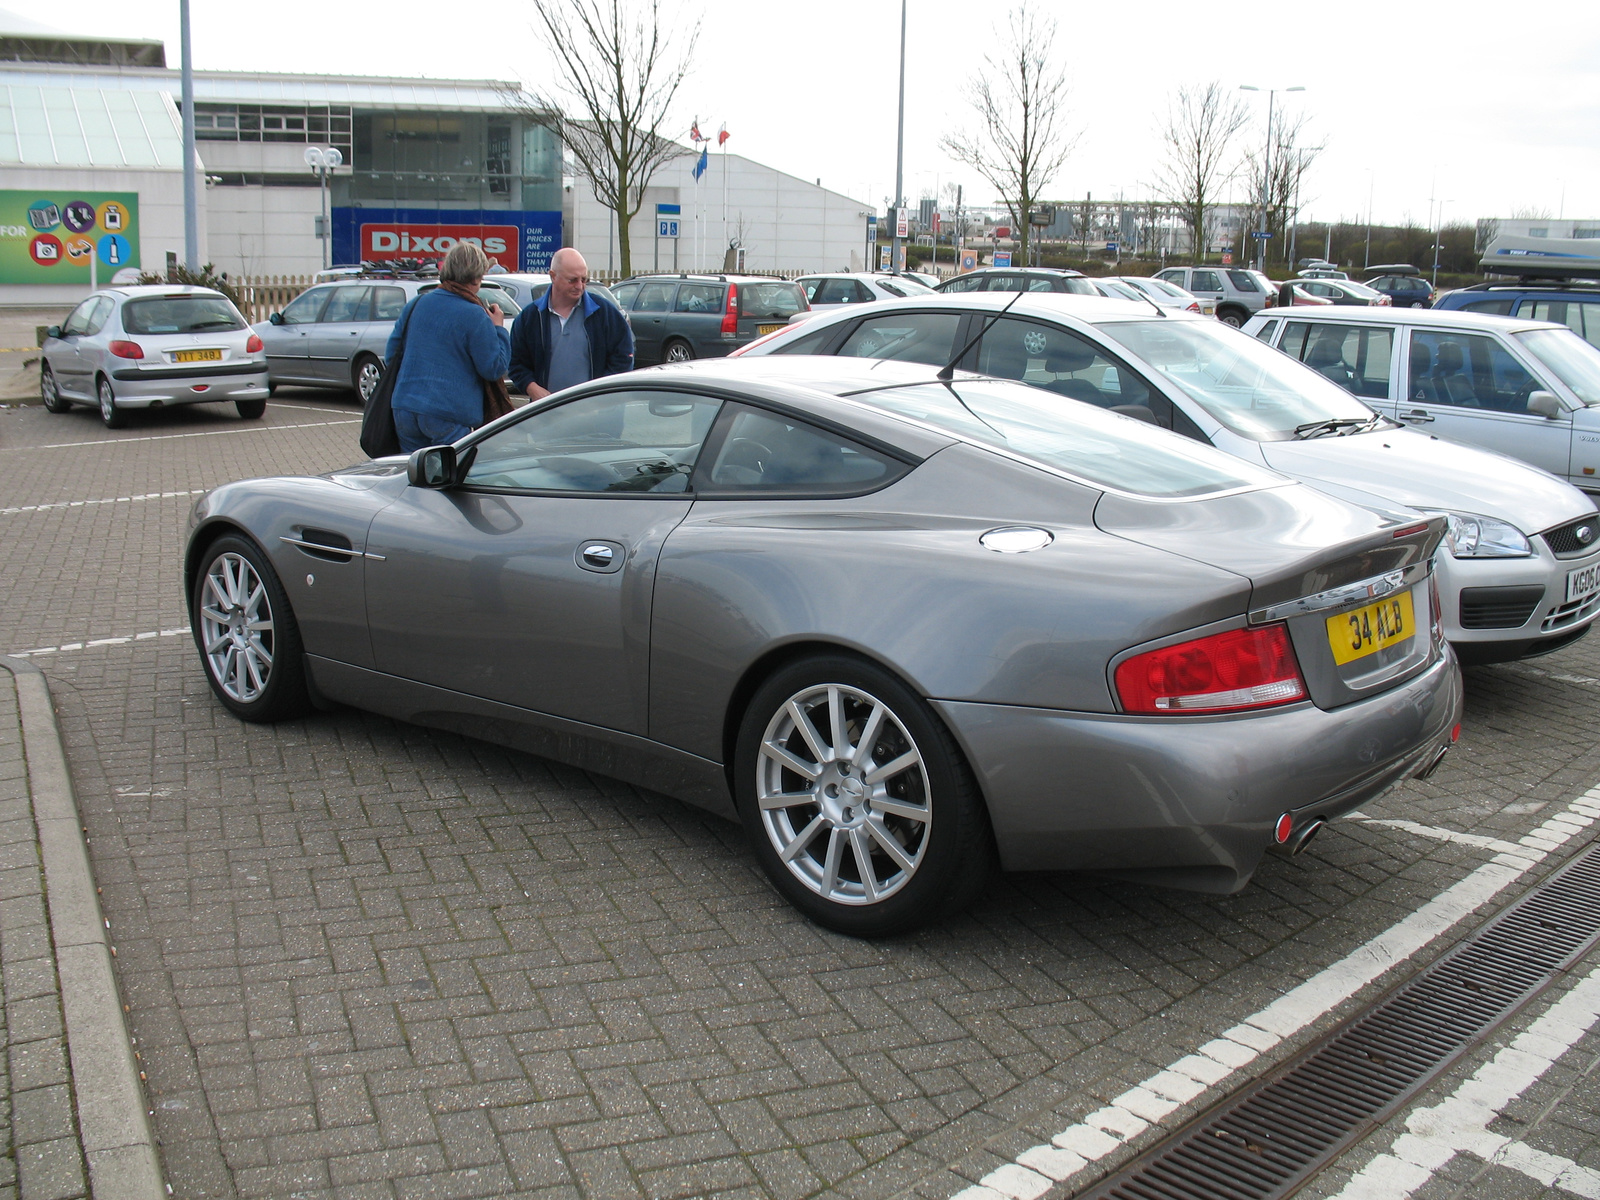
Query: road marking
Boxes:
[
  {"xmin": 268, "ymin": 401, "xmax": 362, "ymax": 416},
  {"xmin": 1326, "ymin": 956, "xmax": 1600, "ymax": 1199},
  {"xmin": 0, "ymin": 346, "xmax": 40, "ymax": 353},
  {"xmin": 14, "ymin": 628, "xmax": 188, "ymax": 657},
  {"xmin": 1348, "ymin": 814, "xmax": 1527, "ymax": 857},
  {"xmin": 0, "ymin": 489, "xmax": 207, "ymax": 517},
  {"xmin": 11, "ymin": 419, "xmax": 358, "ymax": 451},
  {"xmin": 1507, "ymin": 663, "xmax": 1600, "ymax": 688},
  {"xmin": 950, "ymin": 785, "xmax": 1600, "ymax": 1200}
]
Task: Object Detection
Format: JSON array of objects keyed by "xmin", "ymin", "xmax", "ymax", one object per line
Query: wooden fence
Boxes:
[{"xmin": 235, "ymin": 275, "xmax": 316, "ymax": 323}]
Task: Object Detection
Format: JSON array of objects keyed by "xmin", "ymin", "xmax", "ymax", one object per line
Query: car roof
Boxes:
[
  {"xmin": 957, "ymin": 266, "xmax": 1087, "ymax": 278},
  {"xmin": 769, "ymin": 291, "xmax": 1186, "ymax": 335},
  {"xmin": 98, "ymin": 284, "xmax": 227, "ymax": 299},
  {"xmin": 1249, "ymin": 305, "xmax": 1566, "ymax": 333}
]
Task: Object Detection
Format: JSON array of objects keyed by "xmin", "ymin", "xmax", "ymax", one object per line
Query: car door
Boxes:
[
  {"xmin": 1278, "ymin": 320, "xmax": 1398, "ymax": 407},
  {"xmin": 305, "ymin": 285, "xmax": 370, "ymax": 385},
  {"xmin": 628, "ymin": 280, "xmax": 676, "ymax": 364},
  {"xmin": 360, "ymin": 285, "xmax": 409, "ymax": 364},
  {"xmin": 1396, "ymin": 327, "xmax": 1572, "ymax": 478},
  {"xmin": 1186, "ymin": 269, "xmax": 1225, "ymax": 308},
  {"xmin": 49, "ymin": 297, "xmax": 100, "ymax": 397},
  {"xmin": 259, "ymin": 286, "xmax": 330, "ymax": 384},
  {"xmin": 363, "ymin": 387, "xmax": 724, "ymax": 733}
]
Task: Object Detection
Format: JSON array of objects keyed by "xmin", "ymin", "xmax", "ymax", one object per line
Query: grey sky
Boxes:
[{"xmin": 46, "ymin": 0, "xmax": 1600, "ymax": 228}]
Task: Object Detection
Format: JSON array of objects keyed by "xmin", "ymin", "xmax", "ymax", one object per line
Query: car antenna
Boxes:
[
  {"xmin": 937, "ymin": 290, "xmax": 1025, "ymax": 382},
  {"xmin": 1129, "ymin": 283, "xmax": 1166, "ymax": 318}
]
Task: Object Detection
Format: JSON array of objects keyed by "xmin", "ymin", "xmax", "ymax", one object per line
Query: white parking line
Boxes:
[
  {"xmin": 0, "ymin": 489, "xmax": 207, "ymax": 517},
  {"xmin": 952, "ymin": 786, "xmax": 1600, "ymax": 1200},
  {"xmin": 1348, "ymin": 814, "xmax": 1527, "ymax": 857},
  {"xmin": 1507, "ymin": 663, "xmax": 1600, "ymax": 689},
  {"xmin": 1327, "ymin": 957, "xmax": 1600, "ymax": 1199},
  {"xmin": 13, "ymin": 628, "xmax": 188, "ymax": 657},
  {"xmin": 15, "ymin": 419, "xmax": 358, "ymax": 451},
  {"xmin": 268, "ymin": 401, "xmax": 363, "ymax": 416}
]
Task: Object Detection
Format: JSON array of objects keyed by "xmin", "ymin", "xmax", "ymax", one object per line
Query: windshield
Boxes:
[
  {"xmin": 859, "ymin": 378, "xmax": 1277, "ymax": 498},
  {"xmin": 122, "ymin": 295, "xmax": 246, "ymax": 335},
  {"xmin": 1098, "ymin": 319, "xmax": 1378, "ymax": 440},
  {"xmin": 1518, "ymin": 328, "xmax": 1600, "ymax": 405}
]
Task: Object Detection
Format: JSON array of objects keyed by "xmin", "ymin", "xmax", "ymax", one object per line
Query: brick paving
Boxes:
[{"xmin": 3, "ymin": 391, "xmax": 1600, "ymax": 1199}]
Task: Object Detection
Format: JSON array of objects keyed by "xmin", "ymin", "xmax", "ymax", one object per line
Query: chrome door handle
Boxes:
[
  {"xmin": 1400, "ymin": 410, "xmax": 1434, "ymax": 423},
  {"xmin": 576, "ymin": 540, "xmax": 625, "ymax": 573},
  {"xmin": 581, "ymin": 544, "xmax": 613, "ymax": 567}
]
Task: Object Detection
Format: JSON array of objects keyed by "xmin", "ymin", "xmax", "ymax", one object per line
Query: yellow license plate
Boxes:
[
  {"xmin": 1326, "ymin": 591, "xmax": 1415, "ymax": 666},
  {"xmin": 757, "ymin": 324, "xmax": 784, "ymax": 335},
  {"xmin": 172, "ymin": 349, "xmax": 222, "ymax": 362}
]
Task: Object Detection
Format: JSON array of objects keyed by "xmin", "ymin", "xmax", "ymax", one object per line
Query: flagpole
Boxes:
[{"xmin": 721, "ymin": 127, "xmax": 728, "ymax": 270}]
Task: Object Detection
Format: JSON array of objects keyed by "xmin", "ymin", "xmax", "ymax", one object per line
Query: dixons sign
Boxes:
[{"xmin": 360, "ymin": 223, "xmax": 519, "ymax": 268}]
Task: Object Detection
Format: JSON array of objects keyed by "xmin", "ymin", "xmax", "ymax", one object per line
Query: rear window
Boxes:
[
  {"xmin": 861, "ymin": 379, "xmax": 1274, "ymax": 498},
  {"xmin": 738, "ymin": 281, "xmax": 807, "ymax": 319},
  {"xmin": 1227, "ymin": 271, "xmax": 1261, "ymax": 293},
  {"xmin": 1061, "ymin": 276, "xmax": 1098, "ymax": 296},
  {"xmin": 122, "ymin": 295, "xmax": 246, "ymax": 335},
  {"xmin": 1457, "ymin": 297, "xmax": 1515, "ymax": 316}
]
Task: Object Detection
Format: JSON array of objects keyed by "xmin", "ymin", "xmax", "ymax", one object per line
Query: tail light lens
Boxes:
[
  {"xmin": 721, "ymin": 285, "xmax": 739, "ymax": 335},
  {"xmin": 1115, "ymin": 624, "xmax": 1306, "ymax": 715},
  {"xmin": 246, "ymin": 333, "xmax": 263, "ymax": 353},
  {"xmin": 1187, "ymin": 301, "xmax": 1200, "ymax": 313},
  {"xmin": 1429, "ymin": 573, "xmax": 1443, "ymax": 646},
  {"xmin": 109, "ymin": 340, "xmax": 144, "ymax": 359}
]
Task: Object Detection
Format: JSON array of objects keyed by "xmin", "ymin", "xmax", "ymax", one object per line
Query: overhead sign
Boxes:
[
  {"xmin": 332, "ymin": 208, "xmax": 563, "ymax": 272},
  {"xmin": 0, "ymin": 190, "xmax": 139, "ymax": 283},
  {"xmin": 993, "ymin": 251, "xmax": 1012, "ymax": 268}
]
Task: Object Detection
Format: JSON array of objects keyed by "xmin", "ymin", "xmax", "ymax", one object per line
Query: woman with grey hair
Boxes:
[{"xmin": 385, "ymin": 241, "xmax": 511, "ymax": 452}]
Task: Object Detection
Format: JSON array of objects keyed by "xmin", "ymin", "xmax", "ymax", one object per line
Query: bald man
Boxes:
[{"xmin": 508, "ymin": 248, "xmax": 636, "ymax": 400}]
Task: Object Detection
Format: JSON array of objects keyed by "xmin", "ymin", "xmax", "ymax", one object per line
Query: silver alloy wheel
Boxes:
[
  {"xmin": 663, "ymin": 340, "xmax": 694, "ymax": 363},
  {"xmin": 756, "ymin": 683, "xmax": 930, "ymax": 905},
  {"xmin": 199, "ymin": 552, "xmax": 276, "ymax": 704},
  {"xmin": 41, "ymin": 365, "xmax": 67, "ymax": 412},
  {"xmin": 356, "ymin": 358, "xmax": 382, "ymax": 402},
  {"xmin": 98, "ymin": 378, "xmax": 116, "ymax": 423}
]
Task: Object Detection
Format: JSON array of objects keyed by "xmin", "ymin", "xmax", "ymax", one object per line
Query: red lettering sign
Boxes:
[{"xmin": 360, "ymin": 223, "xmax": 519, "ymax": 269}]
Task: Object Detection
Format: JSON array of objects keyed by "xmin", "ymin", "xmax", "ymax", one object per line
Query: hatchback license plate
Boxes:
[
  {"xmin": 1326, "ymin": 591, "xmax": 1415, "ymax": 666},
  {"xmin": 171, "ymin": 349, "xmax": 222, "ymax": 363},
  {"xmin": 1567, "ymin": 564, "xmax": 1600, "ymax": 605},
  {"xmin": 757, "ymin": 324, "xmax": 784, "ymax": 335}
]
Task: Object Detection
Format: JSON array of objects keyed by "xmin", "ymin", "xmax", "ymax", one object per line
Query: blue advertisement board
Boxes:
[{"xmin": 331, "ymin": 207, "xmax": 562, "ymax": 272}]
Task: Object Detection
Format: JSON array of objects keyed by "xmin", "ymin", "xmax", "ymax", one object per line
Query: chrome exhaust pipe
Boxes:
[
  {"xmin": 1287, "ymin": 818, "xmax": 1325, "ymax": 856},
  {"xmin": 1413, "ymin": 743, "xmax": 1451, "ymax": 781}
]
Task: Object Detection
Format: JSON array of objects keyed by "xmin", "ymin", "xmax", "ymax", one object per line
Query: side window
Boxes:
[
  {"xmin": 1026, "ymin": 277, "xmax": 1055, "ymax": 292},
  {"xmin": 703, "ymin": 404, "xmax": 904, "ymax": 493},
  {"xmin": 813, "ymin": 279, "xmax": 860, "ymax": 305},
  {"xmin": 1227, "ymin": 270, "xmax": 1261, "ymax": 293},
  {"xmin": 1409, "ymin": 331, "xmax": 1540, "ymax": 413},
  {"xmin": 60, "ymin": 298, "xmax": 97, "ymax": 336},
  {"xmin": 1458, "ymin": 298, "xmax": 1515, "ymax": 316},
  {"xmin": 320, "ymin": 286, "xmax": 370, "ymax": 323},
  {"xmin": 83, "ymin": 296, "xmax": 115, "ymax": 335},
  {"xmin": 1525, "ymin": 300, "xmax": 1600, "ymax": 348},
  {"xmin": 1155, "ymin": 270, "xmax": 1184, "ymax": 286},
  {"xmin": 674, "ymin": 283, "xmax": 723, "ymax": 313},
  {"xmin": 976, "ymin": 318, "xmax": 1153, "ymax": 411},
  {"xmin": 983, "ymin": 274, "xmax": 1023, "ymax": 292},
  {"xmin": 1253, "ymin": 318, "xmax": 1282, "ymax": 344},
  {"xmin": 632, "ymin": 282, "xmax": 675, "ymax": 312},
  {"xmin": 799, "ymin": 278, "xmax": 821, "ymax": 302},
  {"xmin": 1190, "ymin": 271, "xmax": 1223, "ymax": 293},
  {"xmin": 611, "ymin": 283, "xmax": 640, "ymax": 309},
  {"xmin": 371, "ymin": 287, "xmax": 407, "ymax": 321},
  {"xmin": 1288, "ymin": 324, "xmax": 1393, "ymax": 398},
  {"xmin": 940, "ymin": 275, "xmax": 980, "ymax": 293},
  {"xmin": 461, "ymin": 390, "xmax": 722, "ymax": 493},
  {"xmin": 836, "ymin": 311, "xmax": 963, "ymax": 366},
  {"xmin": 280, "ymin": 287, "xmax": 330, "ymax": 325},
  {"xmin": 770, "ymin": 325, "xmax": 837, "ymax": 356}
]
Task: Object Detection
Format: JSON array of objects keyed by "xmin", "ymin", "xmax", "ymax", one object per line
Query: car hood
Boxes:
[{"xmin": 1260, "ymin": 427, "xmax": 1596, "ymax": 532}]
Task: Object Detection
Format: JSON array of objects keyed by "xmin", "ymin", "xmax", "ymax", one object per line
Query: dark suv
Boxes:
[
  {"xmin": 609, "ymin": 274, "xmax": 809, "ymax": 365},
  {"xmin": 1433, "ymin": 280, "xmax": 1600, "ymax": 348},
  {"xmin": 1363, "ymin": 265, "xmax": 1435, "ymax": 309},
  {"xmin": 936, "ymin": 267, "xmax": 1096, "ymax": 297}
]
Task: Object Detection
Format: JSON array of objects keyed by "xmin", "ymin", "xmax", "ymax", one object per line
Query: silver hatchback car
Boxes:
[{"xmin": 40, "ymin": 285, "xmax": 269, "ymax": 428}]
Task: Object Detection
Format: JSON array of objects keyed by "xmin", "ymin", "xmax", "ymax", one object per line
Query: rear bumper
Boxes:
[
  {"xmin": 932, "ymin": 648, "xmax": 1463, "ymax": 892},
  {"xmin": 108, "ymin": 368, "xmax": 269, "ymax": 406}
]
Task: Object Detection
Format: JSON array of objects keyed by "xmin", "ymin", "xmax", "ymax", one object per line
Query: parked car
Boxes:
[
  {"xmin": 40, "ymin": 285, "xmax": 269, "ymax": 429},
  {"xmin": 1106, "ymin": 275, "xmax": 1213, "ymax": 315},
  {"xmin": 1246, "ymin": 305, "xmax": 1600, "ymax": 497},
  {"xmin": 936, "ymin": 266, "xmax": 1097, "ymax": 296},
  {"xmin": 1297, "ymin": 267, "xmax": 1350, "ymax": 280},
  {"xmin": 1434, "ymin": 281, "xmax": 1600, "ymax": 349},
  {"xmin": 1276, "ymin": 281, "xmax": 1337, "ymax": 307},
  {"xmin": 900, "ymin": 271, "xmax": 942, "ymax": 290},
  {"xmin": 1153, "ymin": 265, "xmax": 1274, "ymax": 327},
  {"xmin": 797, "ymin": 272, "xmax": 932, "ymax": 306},
  {"xmin": 483, "ymin": 272, "xmax": 621, "ymax": 312},
  {"xmin": 1090, "ymin": 278, "xmax": 1155, "ymax": 305},
  {"xmin": 1364, "ymin": 265, "xmax": 1435, "ymax": 309},
  {"xmin": 1285, "ymin": 278, "xmax": 1391, "ymax": 307},
  {"xmin": 184, "ymin": 354, "xmax": 1460, "ymax": 934},
  {"xmin": 740, "ymin": 294, "xmax": 1600, "ymax": 663},
  {"xmin": 253, "ymin": 276, "xmax": 522, "ymax": 403},
  {"xmin": 607, "ymin": 273, "xmax": 809, "ymax": 365}
]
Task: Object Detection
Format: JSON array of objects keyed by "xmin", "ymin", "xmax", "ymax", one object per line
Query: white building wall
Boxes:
[{"xmin": 571, "ymin": 149, "xmax": 871, "ymax": 277}]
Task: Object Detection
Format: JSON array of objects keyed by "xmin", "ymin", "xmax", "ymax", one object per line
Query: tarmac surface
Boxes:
[{"xmin": 3, "ymin": 385, "xmax": 1600, "ymax": 1200}]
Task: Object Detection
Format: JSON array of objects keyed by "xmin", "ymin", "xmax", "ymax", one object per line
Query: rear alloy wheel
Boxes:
[
  {"xmin": 662, "ymin": 339, "xmax": 695, "ymax": 364},
  {"xmin": 235, "ymin": 399, "xmax": 266, "ymax": 419},
  {"xmin": 191, "ymin": 534, "xmax": 310, "ymax": 722},
  {"xmin": 353, "ymin": 355, "xmax": 383, "ymax": 405},
  {"xmin": 41, "ymin": 364, "xmax": 70, "ymax": 413},
  {"xmin": 734, "ymin": 655, "xmax": 994, "ymax": 936},
  {"xmin": 97, "ymin": 377, "xmax": 126, "ymax": 428}
]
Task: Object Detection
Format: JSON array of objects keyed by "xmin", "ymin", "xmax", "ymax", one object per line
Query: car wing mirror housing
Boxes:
[
  {"xmin": 268, "ymin": 311, "xmax": 284, "ymax": 325},
  {"xmin": 407, "ymin": 445, "xmax": 458, "ymax": 488},
  {"xmin": 1527, "ymin": 391, "xmax": 1565, "ymax": 420},
  {"xmin": 44, "ymin": 325, "xmax": 61, "ymax": 339}
]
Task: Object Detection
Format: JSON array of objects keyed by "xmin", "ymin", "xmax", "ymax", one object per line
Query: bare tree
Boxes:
[
  {"xmin": 1156, "ymin": 82, "xmax": 1250, "ymax": 264},
  {"xmin": 1508, "ymin": 204, "xmax": 1554, "ymax": 220},
  {"xmin": 939, "ymin": 4, "xmax": 1076, "ymax": 262},
  {"xmin": 1241, "ymin": 111, "xmax": 1325, "ymax": 266},
  {"xmin": 509, "ymin": 0, "xmax": 698, "ymax": 277}
]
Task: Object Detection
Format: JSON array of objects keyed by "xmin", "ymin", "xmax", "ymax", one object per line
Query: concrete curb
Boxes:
[{"xmin": 0, "ymin": 656, "xmax": 165, "ymax": 1200}]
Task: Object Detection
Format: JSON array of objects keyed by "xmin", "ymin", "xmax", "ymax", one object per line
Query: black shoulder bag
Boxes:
[{"xmin": 359, "ymin": 300, "xmax": 415, "ymax": 458}]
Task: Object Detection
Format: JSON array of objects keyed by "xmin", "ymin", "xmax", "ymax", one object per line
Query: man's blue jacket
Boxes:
[{"xmin": 508, "ymin": 289, "xmax": 635, "ymax": 395}]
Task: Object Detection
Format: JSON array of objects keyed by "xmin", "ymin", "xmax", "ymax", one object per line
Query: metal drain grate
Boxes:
[{"xmin": 1077, "ymin": 840, "xmax": 1600, "ymax": 1200}]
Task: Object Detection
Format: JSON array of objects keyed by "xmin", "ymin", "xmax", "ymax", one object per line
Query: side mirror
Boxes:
[
  {"xmin": 1527, "ymin": 390, "xmax": 1565, "ymax": 420},
  {"xmin": 44, "ymin": 325, "xmax": 61, "ymax": 340},
  {"xmin": 407, "ymin": 445, "xmax": 458, "ymax": 488},
  {"xmin": 268, "ymin": 312, "xmax": 284, "ymax": 325}
]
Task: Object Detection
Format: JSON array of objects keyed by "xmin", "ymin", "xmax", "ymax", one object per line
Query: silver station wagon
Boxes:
[
  {"xmin": 40, "ymin": 285, "xmax": 269, "ymax": 428},
  {"xmin": 185, "ymin": 356, "xmax": 1461, "ymax": 935}
]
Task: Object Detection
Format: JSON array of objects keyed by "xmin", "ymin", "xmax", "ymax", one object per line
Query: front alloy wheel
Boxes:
[
  {"xmin": 192, "ymin": 535, "xmax": 310, "ymax": 721},
  {"xmin": 41, "ymin": 364, "xmax": 70, "ymax": 413}
]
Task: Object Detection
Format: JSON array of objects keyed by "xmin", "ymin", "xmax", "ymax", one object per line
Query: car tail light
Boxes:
[
  {"xmin": 1429, "ymin": 573, "xmax": 1444, "ymax": 646},
  {"xmin": 721, "ymin": 285, "xmax": 739, "ymax": 336},
  {"xmin": 246, "ymin": 333, "xmax": 263, "ymax": 352},
  {"xmin": 1115, "ymin": 624, "xmax": 1307, "ymax": 715},
  {"xmin": 109, "ymin": 340, "xmax": 144, "ymax": 359},
  {"xmin": 1376, "ymin": 295, "xmax": 1392, "ymax": 306},
  {"xmin": 1187, "ymin": 301, "xmax": 1200, "ymax": 313}
]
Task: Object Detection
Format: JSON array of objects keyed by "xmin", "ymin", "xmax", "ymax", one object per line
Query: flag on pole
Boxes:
[
  {"xmin": 690, "ymin": 119, "xmax": 703, "ymax": 143},
  {"xmin": 693, "ymin": 146, "xmax": 708, "ymax": 180},
  {"xmin": 717, "ymin": 123, "xmax": 729, "ymax": 146}
]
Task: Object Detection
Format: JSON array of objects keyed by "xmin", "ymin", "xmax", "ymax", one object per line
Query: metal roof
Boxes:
[{"xmin": 0, "ymin": 81, "xmax": 182, "ymax": 167}]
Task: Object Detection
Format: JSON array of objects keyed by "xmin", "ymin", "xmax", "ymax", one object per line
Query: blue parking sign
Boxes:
[{"xmin": 658, "ymin": 219, "xmax": 680, "ymax": 238}]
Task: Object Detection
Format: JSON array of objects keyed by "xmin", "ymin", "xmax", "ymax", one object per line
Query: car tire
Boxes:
[
  {"xmin": 352, "ymin": 354, "xmax": 383, "ymax": 406},
  {"xmin": 235, "ymin": 399, "xmax": 267, "ymax": 420},
  {"xmin": 41, "ymin": 364, "xmax": 70, "ymax": 413},
  {"xmin": 662, "ymin": 338, "xmax": 696, "ymax": 364},
  {"xmin": 1217, "ymin": 308, "xmax": 1246, "ymax": 328},
  {"xmin": 97, "ymin": 377, "xmax": 126, "ymax": 429},
  {"xmin": 190, "ymin": 534, "xmax": 312, "ymax": 723},
  {"xmin": 732, "ymin": 654, "xmax": 995, "ymax": 936}
]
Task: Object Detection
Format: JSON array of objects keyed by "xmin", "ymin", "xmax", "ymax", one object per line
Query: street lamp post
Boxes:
[
  {"xmin": 1431, "ymin": 199, "xmax": 1452, "ymax": 288},
  {"xmin": 1239, "ymin": 84, "xmax": 1304, "ymax": 272},
  {"xmin": 305, "ymin": 146, "xmax": 343, "ymax": 272},
  {"xmin": 891, "ymin": 0, "xmax": 906, "ymax": 276}
]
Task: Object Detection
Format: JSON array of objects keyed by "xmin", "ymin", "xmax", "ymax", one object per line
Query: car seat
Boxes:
[
  {"xmin": 1434, "ymin": 342, "xmax": 1478, "ymax": 406},
  {"xmin": 1044, "ymin": 343, "xmax": 1108, "ymax": 404},
  {"xmin": 1306, "ymin": 336, "xmax": 1355, "ymax": 388}
]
